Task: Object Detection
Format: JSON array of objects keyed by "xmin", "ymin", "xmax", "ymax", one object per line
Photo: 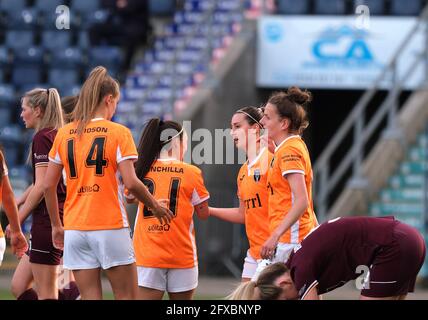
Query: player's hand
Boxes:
[
  {"xmin": 261, "ymin": 234, "xmax": 279, "ymax": 260},
  {"xmin": 10, "ymin": 231, "xmax": 28, "ymax": 258},
  {"xmin": 158, "ymin": 199, "xmax": 169, "ymax": 208},
  {"xmin": 258, "ymin": 134, "xmax": 276, "ymax": 154},
  {"xmin": 4, "ymin": 225, "xmax": 11, "ymax": 239},
  {"xmin": 152, "ymin": 202, "xmax": 174, "ymax": 225},
  {"xmin": 52, "ymin": 226, "xmax": 64, "ymax": 250}
]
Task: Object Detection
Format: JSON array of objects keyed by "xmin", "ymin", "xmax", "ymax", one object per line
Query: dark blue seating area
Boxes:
[
  {"xmin": 274, "ymin": 0, "xmax": 426, "ymax": 15},
  {"xmin": 117, "ymin": 0, "xmax": 244, "ymax": 130},
  {"xmin": 0, "ymin": 0, "xmax": 178, "ymax": 169}
]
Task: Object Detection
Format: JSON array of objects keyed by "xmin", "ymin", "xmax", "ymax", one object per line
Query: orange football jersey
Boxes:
[
  {"xmin": 267, "ymin": 135, "xmax": 318, "ymax": 244},
  {"xmin": 133, "ymin": 159, "xmax": 209, "ymax": 269},
  {"xmin": 237, "ymin": 148, "xmax": 271, "ymax": 260},
  {"xmin": 49, "ymin": 118, "xmax": 138, "ymax": 231}
]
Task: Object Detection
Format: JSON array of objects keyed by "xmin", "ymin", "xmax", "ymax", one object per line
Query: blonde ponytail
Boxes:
[
  {"xmin": 73, "ymin": 66, "xmax": 120, "ymax": 136},
  {"xmin": 227, "ymin": 281, "xmax": 257, "ymax": 300},
  {"xmin": 23, "ymin": 88, "xmax": 64, "ymax": 132}
]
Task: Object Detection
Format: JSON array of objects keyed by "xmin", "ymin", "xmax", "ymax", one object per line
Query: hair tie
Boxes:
[
  {"xmin": 159, "ymin": 119, "xmax": 164, "ymax": 126},
  {"xmin": 162, "ymin": 128, "xmax": 184, "ymax": 144},
  {"xmin": 236, "ymin": 110, "xmax": 264, "ymax": 129}
]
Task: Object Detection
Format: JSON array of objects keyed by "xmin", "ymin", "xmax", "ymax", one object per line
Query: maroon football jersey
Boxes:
[
  {"xmin": 285, "ymin": 216, "xmax": 397, "ymax": 299},
  {"xmin": 31, "ymin": 128, "xmax": 66, "ymax": 226}
]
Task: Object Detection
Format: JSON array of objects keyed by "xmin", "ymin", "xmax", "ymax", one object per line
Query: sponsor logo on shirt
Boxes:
[
  {"xmin": 253, "ymin": 169, "xmax": 261, "ymax": 182},
  {"xmin": 147, "ymin": 224, "xmax": 171, "ymax": 232},
  {"xmin": 34, "ymin": 153, "xmax": 48, "ymax": 160},
  {"xmin": 77, "ymin": 184, "xmax": 101, "ymax": 195}
]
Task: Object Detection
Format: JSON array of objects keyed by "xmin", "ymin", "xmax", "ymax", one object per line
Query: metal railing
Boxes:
[{"xmin": 313, "ymin": 5, "xmax": 428, "ymax": 221}]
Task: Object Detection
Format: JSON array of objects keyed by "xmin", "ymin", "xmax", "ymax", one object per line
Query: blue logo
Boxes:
[
  {"xmin": 265, "ymin": 23, "xmax": 283, "ymax": 42},
  {"xmin": 306, "ymin": 25, "xmax": 378, "ymax": 68}
]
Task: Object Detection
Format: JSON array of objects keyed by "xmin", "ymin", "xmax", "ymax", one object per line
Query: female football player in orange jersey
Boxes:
[
  {"xmin": 43, "ymin": 67, "xmax": 173, "ymax": 300},
  {"xmin": 0, "ymin": 150, "xmax": 28, "ymax": 264},
  {"xmin": 209, "ymin": 106, "xmax": 272, "ymax": 282},
  {"xmin": 259, "ymin": 87, "xmax": 318, "ymax": 264},
  {"xmin": 132, "ymin": 118, "xmax": 210, "ymax": 300}
]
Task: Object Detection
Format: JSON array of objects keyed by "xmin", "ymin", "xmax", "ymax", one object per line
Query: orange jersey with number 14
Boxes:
[
  {"xmin": 49, "ymin": 118, "xmax": 138, "ymax": 231},
  {"xmin": 133, "ymin": 159, "xmax": 210, "ymax": 269}
]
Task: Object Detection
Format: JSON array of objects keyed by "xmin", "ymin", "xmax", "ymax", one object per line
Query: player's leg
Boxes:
[
  {"xmin": 29, "ymin": 224, "xmax": 64, "ymax": 299},
  {"xmin": 138, "ymin": 287, "xmax": 165, "ymax": 300},
  {"xmin": 63, "ymin": 230, "xmax": 102, "ymax": 299},
  {"xmin": 137, "ymin": 266, "xmax": 167, "ymax": 300},
  {"xmin": 72, "ymin": 268, "xmax": 103, "ymax": 300},
  {"xmin": 167, "ymin": 266, "xmax": 198, "ymax": 300},
  {"xmin": 31, "ymin": 263, "xmax": 59, "ymax": 299},
  {"xmin": 89, "ymin": 228, "xmax": 137, "ymax": 300},
  {"xmin": 169, "ymin": 289, "xmax": 195, "ymax": 300},
  {"xmin": 105, "ymin": 263, "xmax": 138, "ymax": 300},
  {"xmin": 10, "ymin": 252, "xmax": 35, "ymax": 299},
  {"xmin": 242, "ymin": 250, "xmax": 258, "ymax": 282}
]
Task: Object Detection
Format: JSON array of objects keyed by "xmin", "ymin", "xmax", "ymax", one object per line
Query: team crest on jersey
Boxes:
[{"xmin": 253, "ymin": 169, "xmax": 261, "ymax": 182}]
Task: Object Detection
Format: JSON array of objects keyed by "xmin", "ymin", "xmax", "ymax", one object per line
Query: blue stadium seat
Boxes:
[
  {"xmin": 0, "ymin": 0, "xmax": 26, "ymax": 15},
  {"xmin": 1, "ymin": 145, "xmax": 20, "ymax": 166},
  {"xmin": 390, "ymin": 0, "xmax": 422, "ymax": 15},
  {"xmin": 353, "ymin": 0, "xmax": 385, "ymax": 15},
  {"xmin": 12, "ymin": 67, "xmax": 43, "ymax": 89},
  {"xmin": 50, "ymin": 47, "xmax": 83, "ymax": 68},
  {"xmin": 0, "ymin": 106, "xmax": 12, "ymax": 126},
  {"xmin": 149, "ymin": 0, "xmax": 176, "ymax": 16},
  {"xmin": 1, "ymin": 125, "xmax": 22, "ymax": 143},
  {"xmin": 70, "ymin": 0, "xmax": 100, "ymax": 14},
  {"xmin": 13, "ymin": 46, "xmax": 44, "ymax": 65},
  {"xmin": 35, "ymin": 0, "xmax": 64, "ymax": 14},
  {"xmin": 78, "ymin": 31, "xmax": 91, "ymax": 49},
  {"xmin": 276, "ymin": 0, "xmax": 310, "ymax": 14},
  {"xmin": 89, "ymin": 46, "xmax": 123, "ymax": 75},
  {"xmin": 5, "ymin": 31, "xmax": 34, "ymax": 51},
  {"xmin": 19, "ymin": 83, "xmax": 49, "ymax": 95},
  {"xmin": 0, "ymin": 84, "xmax": 15, "ymax": 106},
  {"xmin": 48, "ymin": 69, "xmax": 79, "ymax": 91},
  {"xmin": 0, "ymin": 46, "xmax": 9, "ymax": 67},
  {"xmin": 314, "ymin": 0, "xmax": 347, "ymax": 14},
  {"xmin": 80, "ymin": 9, "xmax": 110, "ymax": 30},
  {"xmin": 7, "ymin": 8, "xmax": 39, "ymax": 30},
  {"xmin": 59, "ymin": 85, "xmax": 80, "ymax": 97},
  {"xmin": 41, "ymin": 31, "xmax": 72, "ymax": 51}
]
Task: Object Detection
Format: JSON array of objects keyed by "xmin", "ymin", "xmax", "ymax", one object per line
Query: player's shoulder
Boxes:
[
  {"xmin": 238, "ymin": 161, "xmax": 248, "ymax": 175},
  {"xmin": 279, "ymin": 136, "xmax": 306, "ymax": 154},
  {"xmin": 34, "ymin": 127, "xmax": 58, "ymax": 143},
  {"xmin": 105, "ymin": 120, "xmax": 132, "ymax": 133},
  {"xmin": 183, "ymin": 162, "xmax": 203, "ymax": 176}
]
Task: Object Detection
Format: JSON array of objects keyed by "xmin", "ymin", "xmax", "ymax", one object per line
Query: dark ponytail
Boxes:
[
  {"xmin": 135, "ymin": 118, "xmax": 183, "ymax": 181},
  {"xmin": 268, "ymin": 86, "xmax": 312, "ymax": 135}
]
